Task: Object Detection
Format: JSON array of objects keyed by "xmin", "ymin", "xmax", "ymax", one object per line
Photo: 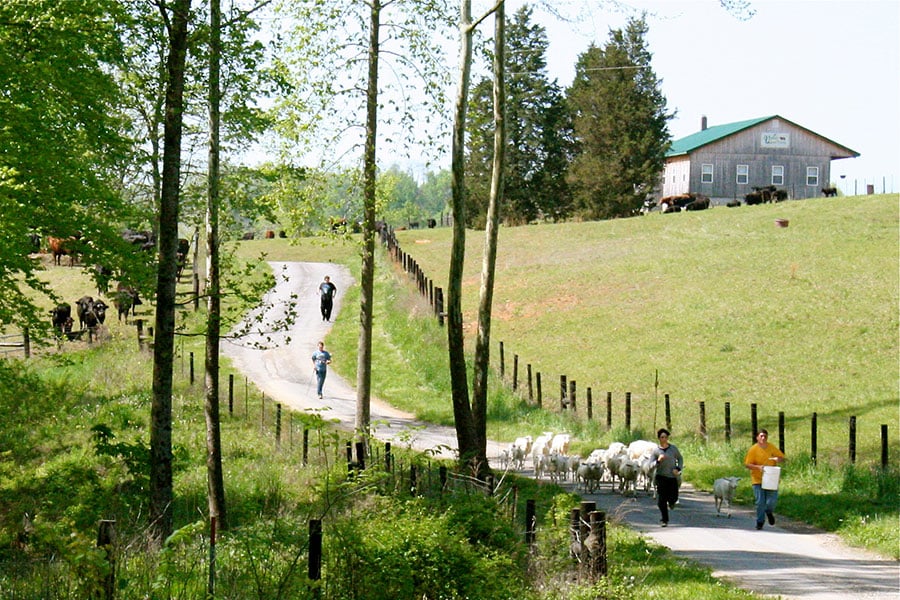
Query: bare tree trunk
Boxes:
[
  {"xmin": 448, "ymin": 0, "xmax": 478, "ymax": 469},
  {"xmin": 472, "ymin": 0, "xmax": 505, "ymax": 459},
  {"xmin": 356, "ymin": 0, "xmax": 381, "ymax": 441},
  {"xmin": 205, "ymin": 0, "xmax": 227, "ymax": 531},
  {"xmin": 150, "ymin": 0, "xmax": 191, "ymax": 547}
]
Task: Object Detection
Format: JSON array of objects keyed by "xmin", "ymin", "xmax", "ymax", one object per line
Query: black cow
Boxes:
[
  {"xmin": 684, "ymin": 196, "xmax": 710, "ymax": 211},
  {"xmin": 726, "ymin": 199, "xmax": 742, "ymax": 208},
  {"xmin": 92, "ymin": 300, "xmax": 108, "ymax": 325},
  {"xmin": 176, "ymin": 238, "xmax": 190, "ymax": 279},
  {"xmin": 821, "ymin": 187, "xmax": 838, "ymax": 197},
  {"xmin": 51, "ymin": 303, "xmax": 73, "ymax": 334},
  {"xmin": 114, "ymin": 284, "xmax": 141, "ymax": 322},
  {"xmin": 426, "ymin": 218, "xmax": 437, "ymax": 229},
  {"xmin": 75, "ymin": 296, "xmax": 95, "ymax": 330}
]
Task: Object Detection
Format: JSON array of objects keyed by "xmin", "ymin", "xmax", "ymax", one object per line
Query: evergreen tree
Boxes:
[
  {"xmin": 567, "ymin": 16, "xmax": 672, "ymax": 220},
  {"xmin": 466, "ymin": 5, "xmax": 573, "ymax": 227}
]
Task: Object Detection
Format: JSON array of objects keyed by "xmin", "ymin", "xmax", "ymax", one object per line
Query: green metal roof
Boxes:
[
  {"xmin": 666, "ymin": 114, "xmax": 859, "ymax": 158},
  {"xmin": 667, "ymin": 116, "xmax": 774, "ymax": 157}
]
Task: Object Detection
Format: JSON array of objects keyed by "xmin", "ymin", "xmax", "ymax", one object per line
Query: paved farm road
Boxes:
[{"xmin": 223, "ymin": 262, "xmax": 899, "ymax": 600}]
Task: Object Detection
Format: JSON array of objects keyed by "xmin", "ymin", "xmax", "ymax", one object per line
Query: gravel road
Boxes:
[{"xmin": 223, "ymin": 261, "xmax": 899, "ymax": 600}]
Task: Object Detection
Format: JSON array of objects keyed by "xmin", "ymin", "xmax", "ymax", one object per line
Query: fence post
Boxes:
[
  {"xmin": 189, "ymin": 351, "xmax": 194, "ymax": 385},
  {"xmin": 569, "ymin": 380, "xmax": 577, "ymax": 412},
  {"xmin": 410, "ymin": 464, "xmax": 417, "ymax": 495},
  {"xmin": 625, "ymin": 392, "xmax": 631, "ymax": 431},
  {"xmin": 499, "ymin": 341, "xmax": 505, "ymax": 379},
  {"xmin": 586, "ymin": 387, "xmax": 593, "ymax": 421},
  {"xmin": 22, "ymin": 327, "xmax": 30, "ymax": 358},
  {"xmin": 849, "ymin": 416, "xmax": 857, "ymax": 464},
  {"xmin": 355, "ymin": 441, "xmax": 366, "ymax": 471},
  {"xmin": 881, "ymin": 425, "xmax": 889, "ymax": 468},
  {"xmin": 699, "ymin": 401, "xmax": 707, "ymax": 441},
  {"xmin": 308, "ymin": 519, "xmax": 322, "ymax": 598},
  {"xmin": 751, "ymin": 403, "xmax": 758, "ymax": 444},
  {"xmin": 664, "ymin": 393, "xmax": 671, "ymax": 431},
  {"xmin": 527, "ymin": 364, "xmax": 533, "ymax": 403},
  {"xmin": 587, "ymin": 511, "xmax": 607, "ymax": 580},
  {"xmin": 579, "ymin": 501, "xmax": 595, "ymax": 549},
  {"xmin": 435, "ymin": 287, "xmax": 444, "ymax": 326},
  {"xmin": 525, "ymin": 499, "xmax": 536, "ymax": 547},
  {"xmin": 385, "ymin": 442, "xmax": 392, "ymax": 472},
  {"xmin": 811, "ymin": 412, "xmax": 818, "ymax": 465},
  {"xmin": 778, "ymin": 411, "xmax": 785, "ymax": 453},
  {"xmin": 228, "ymin": 373, "xmax": 234, "ymax": 416},
  {"xmin": 559, "ymin": 375, "xmax": 567, "ymax": 410},
  {"xmin": 275, "ymin": 404, "xmax": 282, "ymax": 449},
  {"xmin": 513, "ymin": 354, "xmax": 518, "ymax": 391},
  {"xmin": 536, "ymin": 372, "xmax": 542, "ymax": 408},
  {"xmin": 606, "ymin": 392, "xmax": 612, "ymax": 430},
  {"xmin": 96, "ymin": 519, "xmax": 116, "ymax": 600},
  {"xmin": 303, "ymin": 429, "xmax": 309, "ymax": 466},
  {"xmin": 569, "ymin": 508, "xmax": 581, "ymax": 558},
  {"xmin": 725, "ymin": 402, "xmax": 731, "ymax": 444}
]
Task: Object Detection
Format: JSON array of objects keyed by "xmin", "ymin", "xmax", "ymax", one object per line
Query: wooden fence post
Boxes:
[
  {"xmin": 625, "ymin": 392, "xmax": 631, "ymax": 431},
  {"xmin": 586, "ymin": 387, "xmax": 593, "ymax": 421},
  {"xmin": 569, "ymin": 508, "xmax": 581, "ymax": 558},
  {"xmin": 587, "ymin": 511, "xmax": 607, "ymax": 580},
  {"xmin": 569, "ymin": 380, "xmax": 577, "ymax": 412},
  {"xmin": 751, "ymin": 403, "xmax": 758, "ymax": 444},
  {"xmin": 849, "ymin": 416, "xmax": 857, "ymax": 464},
  {"xmin": 499, "ymin": 341, "xmax": 505, "ymax": 379},
  {"xmin": 23, "ymin": 327, "xmax": 30, "ymax": 358},
  {"xmin": 699, "ymin": 401, "xmax": 707, "ymax": 440},
  {"xmin": 527, "ymin": 364, "xmax": 533, "ymax": 403},
  {"xmin": 228, "ymin": 373, "xmax": 234, "ymax": 416},
  {"xmin": 881, "ymin": 425, "xmax": 889, "ymax": 468},
  {"xmin": 606, "ymin": 392, "xmax": 612, "ymax": 430},
  {"xmin": 536, "ymin": 372, "xmax": 542, "ymax": 408},
  {"xmin": 303, "ymin": 429, "xmax": 309, "ymax": 466},
  {"xmin": 811, "ymin": 412, "xmax": 818, "ymax": 465},
  {"xmin": 725, "ymin": 402, "xmax": 731, "ymax": 444},
  {"xmin": 513, "ymin": 354, "xmax": 518, "ymax": 391},
  {"xmin": 559, "ymin": 375, "xmax": 567, "ymax": 410},
  {"xmin": 275, "ymin": 404, "xmax": 282, "ymax": 449},
  {"xmin": 189, "ymin": 351, "xmax": 194, "ymax": 385},
  {"xmin": 664, "ymin": 393, "xmax": 671, "ymax": 431},
  {"xmin": 97, "ymin": 519, "xmax": 116, "ymax": 600},
  {"xmin": 525, "ymin": 499, "xmax": 536, "ymax": 547},
  {"xmin": 308, "ymin": 519, "xmax": 322, "ymax": 598},
  {"xmin": 435, "ymin": 287, "xmax": 444, "ymax": 326},
  {"xmin": 778, "ymin": 411, "xmax": 785, "ymax": 453}
]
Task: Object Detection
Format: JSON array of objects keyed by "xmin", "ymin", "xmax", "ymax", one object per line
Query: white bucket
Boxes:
[{"xmin": 761, "ymin": 466, "xmax": 781, "ymax": 491}]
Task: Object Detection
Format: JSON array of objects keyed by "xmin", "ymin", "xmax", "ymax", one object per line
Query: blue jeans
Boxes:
[
  {"xmin": 752, "ymin": 484, "xmax": 778, "ymax": 524},
  {"xmin": 315, "ymin": 369, "xmax": 327, "ymax": 396}
]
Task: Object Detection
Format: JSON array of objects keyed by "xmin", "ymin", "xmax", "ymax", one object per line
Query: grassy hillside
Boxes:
[{"xmin": 390, "ymin": 195, "xmax": 899, "ymax": 465}]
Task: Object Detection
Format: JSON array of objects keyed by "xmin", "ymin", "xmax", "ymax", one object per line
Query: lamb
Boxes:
[
  {"xmin": 550, "ymin": 433, "xmax": 571, "ymax": 455},
  {"xmin": 713, "ymin": 476, "xmax": 741, "ymax": 517},
  {"xmin": 531, "ymin": 432, "xmax": 554, "ymax": 475},
  {"xmin": 577, "ymin": 461, "xmax": 605, "ymax": 494}
]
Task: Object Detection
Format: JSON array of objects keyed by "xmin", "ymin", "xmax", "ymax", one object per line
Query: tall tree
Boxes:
[
  {"xmin": 566, "ymin": 16, "xmax": 672, "ymax": 220},
  {"xmin": 471, "ymin": 0, "xmax": 505, "ymax": 461},
  {"xmin": 149, "ymin": 0, "xmax": 192, "ymax": 546},
  {"xmin": 466, "ymin": 5, "xmax": 572, "ymax": 227},
  {"xmin": 0, "ymin": 0, "xmax": 133, "ymax": 332}
]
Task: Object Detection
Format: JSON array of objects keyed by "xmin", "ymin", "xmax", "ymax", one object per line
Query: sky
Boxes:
[{"xmin": 525, "ymin": 0, "xmax": 899, "ymax": 195}]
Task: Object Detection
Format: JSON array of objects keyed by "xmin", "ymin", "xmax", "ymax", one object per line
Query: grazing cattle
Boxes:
[
  {"xmin": 426, "ymin": 218, "xmax": 437, "ymax": 229},
  {"xmin": 278, "ymin": 230, "xmax": 287, "ymax": 238},
  {"xmin": 241, "ymin": 231, "xmax": 255, "ymax": 240},
  {"xmin": 114, "ymin": 284, "xmax": 142, "ymax": 322},
  {"xmin": 122, "ymin": 229, "xmax": 156, "ymax": 251},
  {"xmin": 265, "ymin": 230, "xmax": 275, "ymax": 239},
  {"xmin": 746, "ymin": 185, "xmax": 786, "ymax": 204},
  {"xmin": 683, "ymin": 196, "xmax": 710, "ymax": 211},
  {"xmin": 821, "ymin": 187, "xmax": 838, "ymax": 197},
  {"xmin": 726, "ymin": 199, "xmax": 742, "ymax": 208},
  {"xmin": 176, "ymin": 238, "xmax": 190, "ymax": 279},
  {"xmin": 75, "ymin": 296, "xmax": 95, "ymax": 330},
  {"xmin": 51, "ymin": 303, "xmax": 73, "ymax": 334},
  {"xmin": 713, "ymin": 477, "xmax": 741, "ymax": 517},
  {"xmin": 659, "ymin": 194, "xmax": 694, "ymax": 213},
  {"xmin": 47, "ymin": 235, "xmax": 79, "ymax": 266},
  {"xmin": 744, "ymin": 190, "xmax": 765, "ymax": 205}
]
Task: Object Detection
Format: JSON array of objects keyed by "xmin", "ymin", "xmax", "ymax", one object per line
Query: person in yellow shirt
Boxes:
[{"xmin": 744, "ymin": 429, "xmax": 786, "ymax": 530}]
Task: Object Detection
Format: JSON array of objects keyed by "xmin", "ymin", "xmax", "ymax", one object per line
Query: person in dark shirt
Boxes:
[{"xmin": 318, "ymin": 275, "xmax": 337, "ymax": 321}]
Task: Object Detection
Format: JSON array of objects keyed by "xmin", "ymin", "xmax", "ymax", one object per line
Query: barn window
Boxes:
[
  {"xmin": 772, "ymin": 165, "xmax": 784, "ymax": 185},
  {"xmin": 701, "ymin": 164, "xmax": 713, "ymax": 183},
  {"xmin": 806, "ymin": 167, "xmax": 819, "ymax": 186},
  {"xmin": 736, "ymin": 165, "xmax": 749, "ymax": 184}
]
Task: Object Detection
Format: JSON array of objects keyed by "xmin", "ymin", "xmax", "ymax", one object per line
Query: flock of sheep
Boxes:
[{"xmin": 500, "ymin": 433, "xmax": 743, "ymax": 517}]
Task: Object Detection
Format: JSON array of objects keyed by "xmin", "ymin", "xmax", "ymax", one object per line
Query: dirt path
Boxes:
[{"xmin": 223, "ymin": 262, "xmax": 899, "ymax": 600}]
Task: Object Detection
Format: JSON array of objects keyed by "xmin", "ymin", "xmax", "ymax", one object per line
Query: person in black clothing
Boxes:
[
  {"xmin": 650, "ymin": 428, "xmax": 683, "ymax": 527},
  {"xmin": 318, "ymin": 275, "xmax": 337, "ymax": 321}
]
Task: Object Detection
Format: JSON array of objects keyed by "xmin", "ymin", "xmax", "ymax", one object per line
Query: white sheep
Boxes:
[
  {"xmin": 550, "ymin": 433, "xmax": 571, "ymax": 455},
  {"xmin": 713, "ymin": 476, "xmax": 741, "ymax": 517},
  {"xmin": 531, "ymin": 432, "xmax": 554, "ymax": 474},
  {"xmin": 577, "ymin": 461, "xmax": 605, "ymax": 494}
]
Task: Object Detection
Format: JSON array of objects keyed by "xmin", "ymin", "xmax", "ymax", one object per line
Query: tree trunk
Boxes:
[
  {"xmin": 150, "ymin": 0, "xmax": 191, "ymax": 547},
  {"xmin": 448, "ymin": 0, "xmax": 478, "ymax": 469},
  {"xmin": 205, "ymin": 0, "xmax": 227, "ymax": 531},
  {"xmin": 356, "ymin": 0, "xmax": 380, "ymax": 442},
  {"xmin": 472, "ymin": 0, "xmax": 505, "ymax": 464}
]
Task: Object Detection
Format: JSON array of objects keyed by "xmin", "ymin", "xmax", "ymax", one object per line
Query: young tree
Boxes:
[{"xmin": 566, "ymin": 16, "xmax": 672, "ymax": 220}]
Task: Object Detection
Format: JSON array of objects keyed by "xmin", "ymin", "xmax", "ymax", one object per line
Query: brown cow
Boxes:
[
  {"xmin": 47, "ymin": 236, "xmax": 79, "ymax": 266},
  {"xmin": 265, "ymin": 230, "xmax": 275, "ymax": 239}
]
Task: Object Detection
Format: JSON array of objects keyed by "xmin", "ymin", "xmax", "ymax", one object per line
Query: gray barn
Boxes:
[{"xmin": 660, "ymin": 115, "xmax": 859, "ymax": 204}]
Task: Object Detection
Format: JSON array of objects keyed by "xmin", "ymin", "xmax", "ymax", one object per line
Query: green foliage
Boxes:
[
  {"xmin": 567, "ymin": 16, "xmax": 672, "ymax": 219},
  {"xmin": 466, "ymin": 5, "xmax": 574, "ymax": 227}
]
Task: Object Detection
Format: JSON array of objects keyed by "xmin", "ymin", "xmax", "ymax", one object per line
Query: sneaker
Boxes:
[
  {"xmin": 318, "ymin": 394, "xmax": 323, "ymax": 399},
  {"xmin": 766, "ymin": 511, "xmax": 775, "ymax": 525},
  {"xmin": 756, "ymin": 522, "xmax": 764, "ymax": 530},
  {"xmin": 660, "ymin": 520, "xmax": 668, "ymax": 527}
]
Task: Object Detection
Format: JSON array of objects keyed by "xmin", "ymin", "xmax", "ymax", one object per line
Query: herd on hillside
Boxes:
[
  {"xmin": 639, "ymin": 185, "xmax": 840, "ymax": 215},
  {"xmin": 501, "ymin": 432, "xmax": 741, "ymax": 517},
  {"xmin": 36, "ymin": 230, "xmax": 191, "ymax": 340}
]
